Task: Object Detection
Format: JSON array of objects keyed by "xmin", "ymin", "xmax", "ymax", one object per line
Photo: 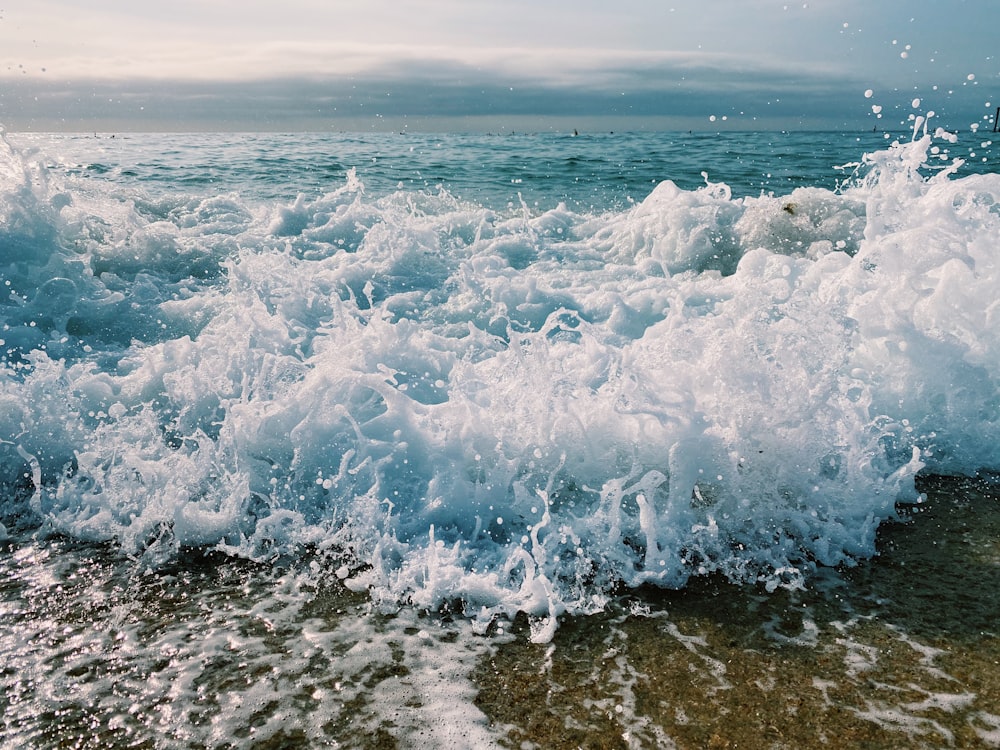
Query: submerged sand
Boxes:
[
  {"xmin": 1, "ymin": 475, "xmax": 997, "ymax": 748},
  {"xmin": 474, "ymin": 474, "xmax": 1000, "ymax": 749}
]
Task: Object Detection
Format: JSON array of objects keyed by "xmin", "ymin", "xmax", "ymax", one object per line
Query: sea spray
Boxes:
[{"xmin": 2, "ymin": 130, "xmax": 998, "ymax": 641}]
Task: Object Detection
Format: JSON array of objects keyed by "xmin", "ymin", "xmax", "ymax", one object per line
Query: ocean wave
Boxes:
[{"xmin": 2, "ymin": 130, "xmax": 998, "ymax": 640}]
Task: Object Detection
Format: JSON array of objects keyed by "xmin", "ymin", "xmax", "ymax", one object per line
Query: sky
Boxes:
[{"xmin": 0, "ymin": 0, "xmax": 997, "ymax": 132}]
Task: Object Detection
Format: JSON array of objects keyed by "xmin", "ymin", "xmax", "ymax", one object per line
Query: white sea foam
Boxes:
[
  {"xmin": 0, "ymin": 538, "xmax": 501, "ymax": 748},
  {"xmin": 2, "ymin": 130, "xmax": 999, "ymax": 640}
]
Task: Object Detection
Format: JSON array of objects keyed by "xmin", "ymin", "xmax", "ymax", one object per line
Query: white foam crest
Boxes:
[
  {"xmin": 594, "ymin": 178, "xmax": 743, "ymax": 275},
  {"xmin": 0, "ymin": 131, "xmax": 66, "ymax": 269},
  {"xmin": 2, "ymin": 132, "xmax": 1000, "ymax": 640},
  {"xmin": 0, "ymin": 140, "xmax": 256, "ymax": 368},
  {"xmin": 846, "ymin": 136, "xmax": 1000, "ymax": 474}
]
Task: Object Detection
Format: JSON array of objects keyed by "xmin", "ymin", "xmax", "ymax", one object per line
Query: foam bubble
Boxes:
[{"xmin": 2, "ymin": 131, "xmax": 999, "ymax": 640}]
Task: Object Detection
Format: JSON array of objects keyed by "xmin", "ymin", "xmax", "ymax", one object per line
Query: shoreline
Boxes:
[
  {"xmin": 1, "ymin": 474, "xmax": 998, "ymax": 748},
  {"xmin": 473, "ymin": 474, "xmax": 1000, "ymax": 748}
]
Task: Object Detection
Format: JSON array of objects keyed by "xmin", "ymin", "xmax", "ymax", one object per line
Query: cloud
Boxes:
[
  {"xmin": 0, "ymin": 58, "xmax": 880, "ymax": 133},
  {"xmin": 2, "ymin": 2, "xmax": 992, "ymax": 133}
]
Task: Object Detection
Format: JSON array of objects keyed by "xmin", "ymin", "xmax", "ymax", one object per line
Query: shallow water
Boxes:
[
  {"xmin": 0, "ymin": 536, "xmax": 498, "ymax": 748},
  {"xmin": 476, "ymin": 474, "xmax": 1000, "ymax": 749},
  {"xmin": 2, "ymin": 475, "xmax": 997, "ymax": 748}
]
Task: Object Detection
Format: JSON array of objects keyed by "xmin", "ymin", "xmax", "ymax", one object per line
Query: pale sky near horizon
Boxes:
[{"xmin": 0, "ymin": 0, "xmax": 996, "ymax": 132}]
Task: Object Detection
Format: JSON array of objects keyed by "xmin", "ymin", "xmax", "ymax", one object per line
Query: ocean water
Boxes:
[{"xmin": 1, "ymin": 126, "xmax": 999, "ymax": 748}]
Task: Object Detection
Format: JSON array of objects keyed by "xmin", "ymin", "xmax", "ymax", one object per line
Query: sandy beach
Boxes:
[
  {"xmin": 2, "ymin": 477, "xmax": 998, "ymax": 748},
  {"xmin": 474, "ymin": 474, "xmax": 1000, "ymax": 749}
]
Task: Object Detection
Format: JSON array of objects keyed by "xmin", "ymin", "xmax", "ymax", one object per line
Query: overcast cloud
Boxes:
[{"xmin": 1, "ymin": 0, "xmax": 996, "ymax": 132}]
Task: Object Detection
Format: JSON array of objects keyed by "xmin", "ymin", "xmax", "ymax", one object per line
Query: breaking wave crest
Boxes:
[{"xmin": 2, "ymin": 130, "xmax": 998, "ymax": 640}]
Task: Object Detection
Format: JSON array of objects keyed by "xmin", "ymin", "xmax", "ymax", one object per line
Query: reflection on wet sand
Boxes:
[
  {"xmin": 474, "ymin": 475, "xmax": 1000, "ymax": 749},
  {"xmin": 1, "ymin": 475, "xmax": 997, "ymax": 748}
]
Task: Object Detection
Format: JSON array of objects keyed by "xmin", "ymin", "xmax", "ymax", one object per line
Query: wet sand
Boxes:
[
  {"xmin": 1, "ymin": 474, "xmax": 998, "ymax": 748},
  {"xmin": 474, "ymin": 474, "xmax": 1000, "ymax": 748}
]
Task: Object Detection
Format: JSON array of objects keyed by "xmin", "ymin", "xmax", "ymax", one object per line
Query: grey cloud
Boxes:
[{"xmin": 0, "ymin": 54, "xmax": 989, "ymax": 132}]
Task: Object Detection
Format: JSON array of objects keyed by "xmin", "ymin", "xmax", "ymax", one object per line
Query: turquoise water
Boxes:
[
  {"xmin": 29, "ymin": 129, "xmax": 986, "ymax": 210},
  {"xmin": 2, "ymin": 127, "xmax": 1000, "ymax": 747}
]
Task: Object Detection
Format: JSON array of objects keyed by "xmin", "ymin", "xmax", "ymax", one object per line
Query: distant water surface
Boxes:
[{"xmin": 26, "ymin": 129, "xmax": 994, "ymax": 210}]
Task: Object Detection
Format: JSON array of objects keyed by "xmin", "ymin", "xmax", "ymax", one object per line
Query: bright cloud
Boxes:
[{"xmin": 0, "ymin": 0, "xmax": 995, "ymax": 131}]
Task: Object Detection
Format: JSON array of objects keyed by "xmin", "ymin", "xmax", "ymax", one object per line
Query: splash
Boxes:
[{"xmin": 2, "ymin": 130, "xmax": 998, "ymax": 640}]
